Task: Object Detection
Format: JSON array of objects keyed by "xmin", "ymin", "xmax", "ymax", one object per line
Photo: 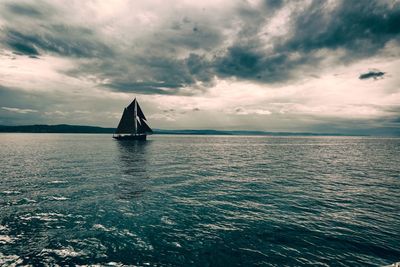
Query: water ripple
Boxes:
[{"xmin": 0, "ymin": 134, "xmax": 399, "ymax": 266}]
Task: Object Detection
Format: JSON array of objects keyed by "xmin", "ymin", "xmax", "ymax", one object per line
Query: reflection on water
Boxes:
[{"xmin": 115, "ymin": 141, "xmax": 151, "ymax": 200}]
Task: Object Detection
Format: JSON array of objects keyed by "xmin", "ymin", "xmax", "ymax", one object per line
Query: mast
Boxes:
[
  {"xmin": 115, "ymin": 98, "xmax": 152, "ymax": 136},
  {"xmin": 134, "ymin": 98, "xmax": 137, "ymax": 135}
]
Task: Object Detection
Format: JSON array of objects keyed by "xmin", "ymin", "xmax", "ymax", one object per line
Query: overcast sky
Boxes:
[{"xmin": 0, "ymin": 0, "xmax": 399, "ymax": 134}]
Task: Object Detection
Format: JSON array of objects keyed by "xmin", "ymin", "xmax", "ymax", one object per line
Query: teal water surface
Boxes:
[{"xmin": 0, "ymin": 134, "xmax": 399, "ymax": 266}]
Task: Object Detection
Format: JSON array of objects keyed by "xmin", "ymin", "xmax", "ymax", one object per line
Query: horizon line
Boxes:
[{"xmin": 0, "ymin": 123, "xmax": 387, "ymax": 137}]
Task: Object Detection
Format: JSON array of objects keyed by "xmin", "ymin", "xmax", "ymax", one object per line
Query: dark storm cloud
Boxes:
[
  {"xmin": 101, "ymin": 0, "xmax": 399, "ymax": 92},
  {"xmin": 5, "ymin": 3, "xmax": 43, "ymax": 17},
  {"xmin": 166, "ymin": 21, "xmax": 223, "ymax": 50},
  {"xmin": 213, "ymin": 1, "xmax": 400, "ymax": 84},
  {"xmin": 214, "ymin": 46, "xmax": 315, "ymax": 83},
  {"xmin": 216, "ymin": 46, "xmax": 261, "ymax": 78},
  {"xmin": 105, "ymin": 81, "xmax": 182, "ymax": 95},
  {"xmin": 284, "ymin": 1, "xmax": 400, "ymax": 54},
  {"xmin": 1, "ymin": 0, "xmax": 111, "ymax": 58},
  {"xmin": 8, "ymin": 41, "xmax": 39, "ymax": 56},
  {"xmin": 67, "ymin": 53, "xmax": 214, "ymax": 95},
  {"xmin": 359, "ymin": 70, "xmax": 385, "ymax": 80},
  {"xmin": 1, "ymin": 0, "xmax": 399, "ymax": 95},
  {"xmin": 4, "ymin": 27, "xmax": 112, "ymax": 58}
]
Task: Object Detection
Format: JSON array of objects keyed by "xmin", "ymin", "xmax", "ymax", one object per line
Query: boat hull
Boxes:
[{"xmin": 113, "ymin": 134, "xmax": 147, "ymax": 141}]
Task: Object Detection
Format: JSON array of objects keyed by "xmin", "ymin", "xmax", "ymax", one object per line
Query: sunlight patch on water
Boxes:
[
  {"xmin": 77, "ymin": 262, "xmax": 125, "ymax": 267},
  {"xmin": 47, "ymin": 180, "xmax": 69, "ymax": 184},
  {"xmin": 47, "ymin": 196, "xmax": 70, "ymax": 201},
  {"xmin": 92, "ymin": 224, "xmax": 115, "ymax": 232},
  {"xmin": 0, "ymin": 235, "xmax": 14, "ymax": 244},
  {"xmin": 161, "ymin": 216, "xmax": 176, "ymax": 225},
  {"xmin": 0, "ymin": 253, "xmax": 23, "ymax": 266},
  {"xmin": 172, "ymin": 242, "xmax": 182, "ymax": 248},
  {"xmin": 19, "ymin": 212, "xmax": 66, "ymax": 222},
  {"xmin": 41, "ymin": 246, "xmax": 86, "ymax": 258}
]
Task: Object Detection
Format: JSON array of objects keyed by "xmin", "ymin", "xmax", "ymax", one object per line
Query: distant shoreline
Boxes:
[{"xmin": 0, "ymin": 124, "xmax": 370, "ymax": 136}]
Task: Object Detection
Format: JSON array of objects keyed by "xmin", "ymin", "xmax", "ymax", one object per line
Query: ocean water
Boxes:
[{"xmin": 0, "ymin": 134, "xmax": 399, "ymax": 266}]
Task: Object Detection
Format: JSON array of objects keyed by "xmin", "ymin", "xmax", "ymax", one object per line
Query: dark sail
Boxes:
[
  {"xmin": 137, "ymin": 117, "xmax": 153, "ymax": 134},
  {"xmin": 114, "ymin": 98, "xmax": 152, "ymax": 136},
  {"xmin": 126, "ymin": 99, "xmax": 136, "ymax": 112},
  {"xmin": 115, "ymin": 108, "xmax": 136, "ymax": 134}
]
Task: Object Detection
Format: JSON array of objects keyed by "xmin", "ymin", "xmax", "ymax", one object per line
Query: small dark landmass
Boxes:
[
  {"xmin": 0, "ymin": 124, "xmax": 364, "ymax": 136},
  {"xmin": 0, "ymin": 124, "xmax": 115, "ymax": 133}
]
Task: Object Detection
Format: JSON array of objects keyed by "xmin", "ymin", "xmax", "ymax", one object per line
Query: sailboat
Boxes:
[{"xmin": 113, "ymin": 98, "xmax": 153, "ymax": 140}]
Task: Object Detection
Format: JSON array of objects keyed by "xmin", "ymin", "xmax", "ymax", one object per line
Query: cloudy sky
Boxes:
[{"xmin": 0, "ymin": 0, "xmax": 399, "ymax": 134}]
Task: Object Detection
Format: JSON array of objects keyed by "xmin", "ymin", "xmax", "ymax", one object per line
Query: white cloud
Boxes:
[{"xmin": 2, "ymin": 107, "xmax": 38, "ymax": 114}]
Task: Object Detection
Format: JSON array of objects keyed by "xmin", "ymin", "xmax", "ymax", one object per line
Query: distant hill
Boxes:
[
  {"xmin": 0, "ymin": 124, "xmax": 115, "ymax": 133},
  {"xmin": 0, "ymin": 124, "xmax": 356, "ymax": 136},
  {"xmin": 153, "ymin": 129, "xmax": 351, "ymax": 136}
]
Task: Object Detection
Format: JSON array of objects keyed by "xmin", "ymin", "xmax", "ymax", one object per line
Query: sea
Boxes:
[{"xmin": 0, "ymin": 134, "xmax": 399, "ymax": 266}]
